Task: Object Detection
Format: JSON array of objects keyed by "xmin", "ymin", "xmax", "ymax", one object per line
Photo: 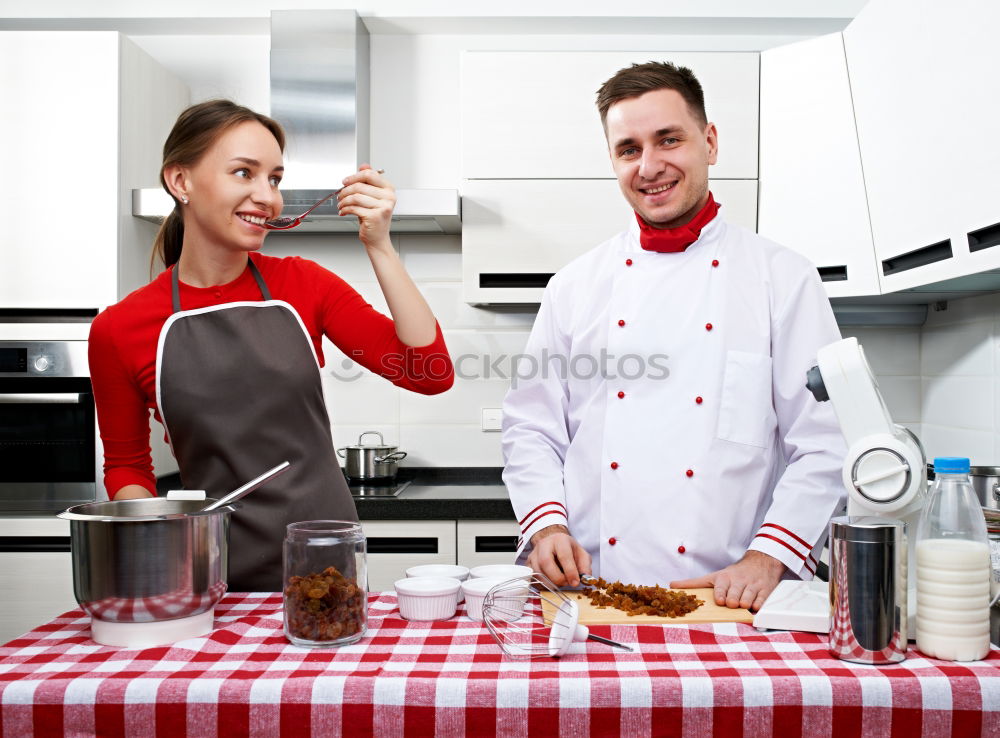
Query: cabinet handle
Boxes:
[
  {"xmin": 968, "ymin": 221, "xmax": 1000, "ymax": 253},
  {"xmin": 0, "ymin": 536, "xmax": 71, "ymax": 553},
  {"xmin": 881, "ymin": 239, "xmax": 952, "ymax": 276},
  {"xmin": 0, "ymin": 393, "xmax": 81, "ymax": 404},
  {"xmin": 817, "ymin": 265, "xmax": 848, "ymax": 282},
  {"xmin": 367, "ymin": 537, "xmax": 439, "ymax": 555},
  {"xmin": 0, "ymin": 308, "xmax": 97, "ymax": 321},
  {"xmin": 475, "ymin": 535, "xmax": 519, "ymax": 553},
  {"xmin": 479, "ymin": 273, "xmax": 554, "ymax": 289}
]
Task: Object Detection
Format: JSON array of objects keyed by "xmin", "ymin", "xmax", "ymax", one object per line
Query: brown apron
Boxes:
[{"xmin": 156, "ymin": 260, "xmax": 356, "ymax": 591}]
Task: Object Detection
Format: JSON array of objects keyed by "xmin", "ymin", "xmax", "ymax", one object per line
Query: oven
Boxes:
[{"xmin": 0, "ymin": 339, "xmax": 99, "ymax": 514}]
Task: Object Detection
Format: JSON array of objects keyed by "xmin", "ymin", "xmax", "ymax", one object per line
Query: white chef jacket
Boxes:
[{"xmin": 501, "ymin": 212, "xmax": 847, "ymax": 585}]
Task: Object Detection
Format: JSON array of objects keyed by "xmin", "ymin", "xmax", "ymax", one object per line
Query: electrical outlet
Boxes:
[{"xmin": 481, "ymin": 408, "xmax": 503, "ymax": 432}]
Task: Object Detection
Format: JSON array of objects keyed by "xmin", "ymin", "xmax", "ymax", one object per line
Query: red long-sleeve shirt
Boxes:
[{"xmin": 89, "ymin": 253, "xmax": 453, "ymax": 497}]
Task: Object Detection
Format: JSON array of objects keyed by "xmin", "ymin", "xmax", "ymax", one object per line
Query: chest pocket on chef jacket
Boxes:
[{"xmin": 716, "ymin": 351, "xmax": 775, "ymax": 448}]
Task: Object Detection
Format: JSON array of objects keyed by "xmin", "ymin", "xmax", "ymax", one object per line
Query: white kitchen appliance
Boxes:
[{"xmin": 754, "ymin": 337, "xmax": 926, "ymax": 633}]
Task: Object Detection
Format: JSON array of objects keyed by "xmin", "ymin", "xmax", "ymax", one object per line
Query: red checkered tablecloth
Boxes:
[{"xmin": 2, "ymin": 592, "xmax": 999, "ymax": 737}]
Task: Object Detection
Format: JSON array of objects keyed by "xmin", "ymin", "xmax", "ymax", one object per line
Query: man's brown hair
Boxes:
[{"xmin": 596, "ymin": 61, "xmax": 707, "ymax": 131}]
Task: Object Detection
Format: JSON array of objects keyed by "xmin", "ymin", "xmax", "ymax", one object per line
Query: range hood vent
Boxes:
[{"xmin": 133, "ymin": 9, "xmax": 460, "ymax": 235}]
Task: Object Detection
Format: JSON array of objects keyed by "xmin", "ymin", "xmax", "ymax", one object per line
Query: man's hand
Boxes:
[
  {"xmin": 527, "ymin": 525, "xmax": 592, "ymax": 588},
  {"xmin": 669, "ymin": 550, "xmax": 786, "ymax": 611}
]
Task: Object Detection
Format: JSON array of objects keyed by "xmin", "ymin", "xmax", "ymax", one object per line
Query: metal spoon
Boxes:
[
  {"xmin": 202, "ymin": 461, "xmax": 291, "ymax": 511},
  {"xmin": 263, "ymin": 168, "xmax": 386, "ymax": 230},
  {"xmin": 263, "ymin": 193, "xmax": 340, "ymax": 230}
]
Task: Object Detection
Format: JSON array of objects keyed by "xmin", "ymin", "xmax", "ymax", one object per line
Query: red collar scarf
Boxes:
[{"xmin": 635, "ymin": 193, "xmax": 720, "ymax": 253}]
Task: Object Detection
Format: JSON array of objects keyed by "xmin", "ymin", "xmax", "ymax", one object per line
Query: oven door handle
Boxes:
[{"xmin": 0, "ymin": 393, "xmax": 82, "ymax": 404}]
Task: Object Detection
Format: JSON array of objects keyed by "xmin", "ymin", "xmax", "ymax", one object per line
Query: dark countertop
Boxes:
[
  {"xmin": 156, "ymin": 467, "xmax": 514, "ymax": 521},
  {"xmin": 354, "ymin": 482, "xmax": 513, "ymax": 521}
]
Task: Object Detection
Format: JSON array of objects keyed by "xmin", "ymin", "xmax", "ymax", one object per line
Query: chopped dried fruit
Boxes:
[{"xmin": 579, "ymin": 577, "xmax": 703, "ymax": 618}]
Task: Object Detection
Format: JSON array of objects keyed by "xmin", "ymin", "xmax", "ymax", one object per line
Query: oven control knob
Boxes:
[{"xmin": 33, "ymin": 356, "xmax": 51, "ymax": 372}]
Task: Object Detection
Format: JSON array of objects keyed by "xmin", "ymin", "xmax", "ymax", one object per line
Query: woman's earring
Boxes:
[{"xmin": 181, "ymin": 196, "xmax": 189, "ymax": 204}]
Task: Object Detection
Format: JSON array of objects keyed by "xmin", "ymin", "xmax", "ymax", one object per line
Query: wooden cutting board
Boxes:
[{"xmin": 540, "ymin": 588, "xmax": 754, "ymax": 625}]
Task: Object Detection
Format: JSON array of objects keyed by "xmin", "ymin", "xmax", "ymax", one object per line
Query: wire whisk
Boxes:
[{"xmin": 482, "ymin": 573, "xmax": 633, "ymax": 659}]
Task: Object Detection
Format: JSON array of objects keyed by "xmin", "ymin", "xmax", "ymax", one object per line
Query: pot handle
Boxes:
[
  {"xmin": 993, "ymin": 482, "xmax": 1000, "ymax": 502},
  {"xmin": 336, "ymin": 448, "xmax": 347, "ymax": 458},
  {"xmin": 359, "ymin": 431, "xmax": 385, "ymax": 446},
  {"xmin": 375, "ymin": 451, "xmax": 407, "ymax": 463}
]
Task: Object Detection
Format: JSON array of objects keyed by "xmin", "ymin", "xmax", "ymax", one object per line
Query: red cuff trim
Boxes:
[
  {"xmin": 521, "ymin": 509, "xmax": 568, "ymax": 536},
  {"xmin": 759, "ymin": 522, "xmax": 817, "ymax": 562},
  {"xmin": 518, "ymin": 500, "xmax": 567, "ymax": 527},
  {"xmin": 754, "ymin": 533, "xmax": 817, "ymax": 575}
]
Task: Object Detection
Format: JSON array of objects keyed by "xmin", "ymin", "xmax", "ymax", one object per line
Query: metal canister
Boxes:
[
  {"xmin": 970, "ymin": 467, "xmax": 1000, "ymax": 511},
  {"xmin": 989, "ymin": 525, "xmax": 1000, "ymax": 646},
  {"xmin": 829, "ymin": 516, "xmax": 908, "ymax": 664}
]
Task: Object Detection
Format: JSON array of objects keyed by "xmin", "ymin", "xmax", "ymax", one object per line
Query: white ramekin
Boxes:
[
  {"xmin": 468, "ymin": 564, "xmax": 533, "ymax": 581},
  {"xmin": 462, "ymin": 577, "xmax": 529, "ymax": 622},
  {"xmin": 393, "ymin": 576, "xmax": 461, "ymax": 621},
  {"xmin": 405, "ymin": 564, "xmax": 471, "ymax": 602}
]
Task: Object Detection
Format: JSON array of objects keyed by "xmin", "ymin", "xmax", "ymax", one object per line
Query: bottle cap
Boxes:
[{"xmin": 933, "ymin": 456, "xmax": 970, "ymax": 474}]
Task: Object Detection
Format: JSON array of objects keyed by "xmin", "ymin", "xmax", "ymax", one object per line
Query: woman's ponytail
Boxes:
[{"xmin": 151, "ymin": 207, "xmax": 185, "ymax": 274}]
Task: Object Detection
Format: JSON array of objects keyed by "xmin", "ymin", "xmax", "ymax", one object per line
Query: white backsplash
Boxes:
[{"xmin": 151, "ymin": 233, "xmax": 1000, "ymax": 473}]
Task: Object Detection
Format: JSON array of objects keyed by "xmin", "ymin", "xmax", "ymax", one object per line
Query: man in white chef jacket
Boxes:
[{"xmin": 501, "ymin": 61, "xmax": 847, "ymax": 611}]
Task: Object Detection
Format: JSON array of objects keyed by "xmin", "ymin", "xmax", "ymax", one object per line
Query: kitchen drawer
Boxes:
[
  {"xmin": 0, "ymin": 549, "xmax": 76, "ymax": 645},
  {"xmin": 457, "ymin": 520, "xmax": 521, "ymax": 569},
  {"xmin": 361, "ymin": 520, "xmax": 457, "ymax": 593}
]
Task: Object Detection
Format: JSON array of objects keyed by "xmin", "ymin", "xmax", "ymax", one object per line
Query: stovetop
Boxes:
[{"xmin": 348, "ymin": 480, "xmax": 412, "ymax": 499}]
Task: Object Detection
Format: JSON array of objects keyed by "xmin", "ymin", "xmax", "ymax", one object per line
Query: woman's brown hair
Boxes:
[{"xmin": 152, "ymin": 100, "xmax": 286, "ymax": 270}]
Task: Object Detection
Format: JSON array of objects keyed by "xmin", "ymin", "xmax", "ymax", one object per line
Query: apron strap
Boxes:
[
  {"xmin": 170, "ymin": 258, "xmax": 272, "ymax": 313},
  {"xmin": 171, "ymin": 264, "xmax": 182, "ymax": 314},
  {"xmin": 247, "ymin": 259, "xmax": 272, "ymax": 301}
]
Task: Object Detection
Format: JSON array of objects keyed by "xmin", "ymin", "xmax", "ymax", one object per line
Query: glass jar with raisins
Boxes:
[{"xmin": 283, "ymin": 521, "xmax": 367, "ymax": 647}]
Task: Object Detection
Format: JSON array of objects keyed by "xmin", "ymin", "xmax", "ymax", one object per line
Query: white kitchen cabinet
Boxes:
[
  {"xmin": 456, "ymin": 520, "xmax": 520, "ymax": 569},
  {"xmin": 361, "ymin": 520, "xmax": 457, "ymax": 592},
  {"xmin": 462, "ymin": 178, "xmax": 758, "ymax": 304},
  {"xmin": 461, "ymin": 51, "xmax": 759, "ymax": 181},
  {"xmin": 759, "ymin": 33, "xmax": 880, "ymax": 299},
  {"xmin": 0, "ymin": 519, "xmax": 76, "ymax": 645},
  {"xmin": 0, "ymin": 32, "xmax": 188, "ymax": 310},
  {"xmin": 843, "ymin": 0, "xmax": 1000, "ymax": 293}
]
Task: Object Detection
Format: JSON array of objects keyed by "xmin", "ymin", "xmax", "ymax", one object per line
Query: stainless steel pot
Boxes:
[
  {"xmin": 57, "ymin": 498, "xmax": 235, "ymax": 624},
  {"xmin": 970, "ymin": 466, "xmax": 1000, "ymax": 511},
  {"xmin": 337, "ymin": 431, "xmax": 407, "ymax": 482}
]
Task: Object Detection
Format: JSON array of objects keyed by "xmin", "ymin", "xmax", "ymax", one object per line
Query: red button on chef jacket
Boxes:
[
  {"xmin": 618, "ymin": 319, "xmax": 626, "ymax": 327},
  {"xmin": 712, "ymin": 259, "xmax": 719, "ymax": 267},
  {"xmin": 695, "ymin": 396, "xmax": 703, "ymax": 404},
  {"xmin": 705, "ymin": 323, "xmax": 713, "ymax": 331},
  {"xmin": 625, "ymin": 258, "xmax": 633, "ymax": 266},
  {"xmin": 678, "ymin": 545, "xmax": 686, "ymax": 554},
  {"xmin": 609, "ymin": 537, "xmax": 617, "ymax": 546},
  {"xmin": 610, "ymin": 462, "xmax": 619, "ymax": 470},
  {"xmin": 617, "ymin": 391, "xmax": 625, "ymax": 399},
  {"xmin": 686, "ymin": 469, "xmax": 694, "ymax": 477}
]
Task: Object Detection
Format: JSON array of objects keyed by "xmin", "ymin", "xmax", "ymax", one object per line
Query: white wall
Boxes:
[{"xmin": 917, "ymin": 294, "xmax": 1000, "ymax": 465}]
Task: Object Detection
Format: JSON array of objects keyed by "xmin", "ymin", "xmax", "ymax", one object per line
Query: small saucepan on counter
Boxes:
[{"xmin": 337, "ymin": 431, "xmax": 407, "ymax": 483}]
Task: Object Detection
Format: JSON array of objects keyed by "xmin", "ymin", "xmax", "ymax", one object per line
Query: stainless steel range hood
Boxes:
[{"xmin": 133, "ymin": 9, "xmax": 461, "ymax": 235}]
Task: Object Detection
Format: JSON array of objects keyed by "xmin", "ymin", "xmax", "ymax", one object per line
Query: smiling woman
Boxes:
[{"xmin": 87, "ymin": 100, "xmax": 454, "ymax": 592}]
